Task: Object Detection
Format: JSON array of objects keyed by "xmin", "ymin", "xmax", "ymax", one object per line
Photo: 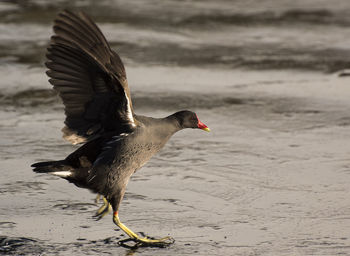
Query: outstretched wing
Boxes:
[{"xmin": 46, "ymin": 10, "xmax": 136, "ymax": 144}]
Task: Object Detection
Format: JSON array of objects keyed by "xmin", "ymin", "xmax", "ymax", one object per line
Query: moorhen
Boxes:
[{"xmin": 32, "ymin": 10, "xmax": 210, "ymax": 247}]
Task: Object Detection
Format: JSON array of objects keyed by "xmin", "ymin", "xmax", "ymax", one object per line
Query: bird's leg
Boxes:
[
  {"xmin": 95, "ymin": 194, "xmax": 101, "ymax": 204},
  {"xmin": 94, "ymin": 196, "xmax": 112, "ymax": 220},
  {"xmin": 113, "ymin": 211, "xmax": 174, "ymax": 247}
]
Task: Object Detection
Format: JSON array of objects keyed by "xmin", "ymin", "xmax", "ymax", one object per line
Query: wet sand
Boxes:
[
  {"xmin": 2, "ymin": 0, "xmax": 350, "ymax": 255},
  {"xmin": 1, "ymin": 67, "xmax": 350, "ymax": 255}
]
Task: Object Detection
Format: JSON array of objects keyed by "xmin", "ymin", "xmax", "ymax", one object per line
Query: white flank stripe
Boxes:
[
  {"xmin": 124, "ymin": 91, "xmax": 135, "ymax": 127},
  {"xmin": 52, "ymin": 171, "xmax": 72, "ymax": 177}
]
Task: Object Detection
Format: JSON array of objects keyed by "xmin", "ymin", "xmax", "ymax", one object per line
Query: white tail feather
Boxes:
[{"xmin": 51, "ymin": 171, "xmax": 72, "ymax": 177}]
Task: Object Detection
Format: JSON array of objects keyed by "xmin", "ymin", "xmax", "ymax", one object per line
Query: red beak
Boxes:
[{"xmin": 196, "ymin": 115, "xmax": 210, "ymax": 132}]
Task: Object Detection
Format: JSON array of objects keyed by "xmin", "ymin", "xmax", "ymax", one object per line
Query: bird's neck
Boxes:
[{"xmin": 164, "ymin": 114, "xmax": 183, "ymax": 135}]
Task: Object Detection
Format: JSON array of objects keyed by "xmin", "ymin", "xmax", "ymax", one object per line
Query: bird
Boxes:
[{"xmin": 31, "ymin": 10, "xmax": 210, "ymax": 247}]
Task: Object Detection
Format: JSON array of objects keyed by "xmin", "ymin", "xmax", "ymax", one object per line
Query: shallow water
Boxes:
[{"xmin": 1, "ymin": 1, "xmax": 350, "ymax": 255}]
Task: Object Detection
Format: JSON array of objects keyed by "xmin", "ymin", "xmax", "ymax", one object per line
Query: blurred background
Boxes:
[
  {"xmin": 1, "ymin": 0, "xmax": 350, "ymax": 255},
  {"xmin": 3, "ymin": 0, "xmax": 350, "ymax": 73}
]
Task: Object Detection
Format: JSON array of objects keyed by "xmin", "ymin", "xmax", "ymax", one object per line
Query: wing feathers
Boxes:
[
  {"xmin": 58, "ymin": 11, "xmax": 102, "ymax": 45},
  {"xmin": 46, "ymin": 70, "xmax": 87, "ymax": 84},
  {"xmin": 46, "ymin": 10, "xmax": 136, "ymax": 144},
  {"xmin": 53, "ymin": 24, "xmax": 107, "ymax": 63},
  {"xmin": 46, "ymin": 62, "xmax": 88, "ymax": 80},
  {"xmin": 77, "ymin": 11, "xmax": 111, "ymax": 51}
]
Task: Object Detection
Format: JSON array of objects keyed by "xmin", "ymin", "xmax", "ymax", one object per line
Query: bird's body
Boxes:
[
  {"xmin": 35, "ymin": 114, "xmax": 182, "ymax": 208},
  {"xmin": 32, "ymin": 10, "xmax": 209, "ymax": 247}
]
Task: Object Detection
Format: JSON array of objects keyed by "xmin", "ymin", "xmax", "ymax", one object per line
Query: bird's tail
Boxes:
[{"xmin": 31, "ymin": 160, "xmax": 73, "ymax": 178}]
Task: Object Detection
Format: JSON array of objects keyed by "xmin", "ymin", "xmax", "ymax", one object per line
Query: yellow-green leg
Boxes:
[
  {"xmin": 113, "ymin": 211, "xmax": 174, "ymax": 247},
  {"xmin": 94, "ymin": 196, "xmax": 112, "ymax": 220},
  {"xmin": 95, "ymin": 194, "xmax": 102, "ymax": 204}
]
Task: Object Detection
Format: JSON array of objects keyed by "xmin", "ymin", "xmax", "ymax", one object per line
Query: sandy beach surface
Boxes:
[{"xmin": 1, "ymin": 1, "xmax": 350, "ymax": 255}]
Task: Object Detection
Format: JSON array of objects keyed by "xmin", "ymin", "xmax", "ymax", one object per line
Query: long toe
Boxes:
[
  {"xmin": 94, "ymin": 204, "xmax": 112, "ymax": 220},
  {"xmin": 118, "ymin": 235, "xmax": 174, "ymax": 248},
  {"xmin": 113, "ymin": 212, "xmax": 175, "ymax": 248},
  {"xmin": 94, "ymin": 197, "xmax": 112, "ymax": 220},
  {"xmin": 136, "ymin": 236, "xmax": 175, "ymax": 245},
  {"xmin": 135, "ymin": 235, "xmax": 175, "ymax": 247}
]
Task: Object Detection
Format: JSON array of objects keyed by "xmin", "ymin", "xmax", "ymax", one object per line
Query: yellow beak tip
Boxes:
[{"xmin": 202, "ymin": 127, "xmax": 211, "ymax": 132}]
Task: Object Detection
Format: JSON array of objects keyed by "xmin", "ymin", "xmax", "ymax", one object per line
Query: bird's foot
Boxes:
[
  {"xmin": 118, "ymin": 235, "xmax": 175, "ymax": 248},
  {"xmin": 94, "ymin": 196, "xmax": 112, "ymax": 220},
  {"xmin": 113, "ymin": 211, "xmax": 174, "ymax": 248},
  {"xmin": 95, "ymin": 194, "xmax": 102, "ymax": 204}
]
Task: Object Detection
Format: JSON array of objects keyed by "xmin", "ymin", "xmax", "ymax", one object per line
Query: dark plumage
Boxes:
[{"xmin": 32, "ymin": 10, "xmax": 210, "ymax": 247}]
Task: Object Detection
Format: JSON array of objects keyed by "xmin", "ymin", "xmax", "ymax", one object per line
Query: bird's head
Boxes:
[{"xmin": 174, "ymin": 110, "xmax": 210, "ymax": 132}]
